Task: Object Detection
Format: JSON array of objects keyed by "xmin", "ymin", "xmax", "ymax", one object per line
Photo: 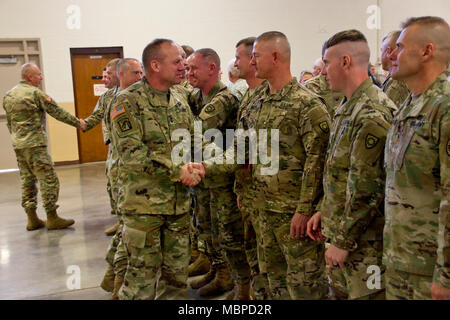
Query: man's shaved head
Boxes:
[
  {"xmin": 324, "ymin": 29, "xmax": 370, "ymax": 68},
  {"xmin": 255, "ymin": 31, "xmax": 291, "ymax": 63},
  {"xmin": 400, "ymin": 16, "xmax": 450, "ymax": 64}
]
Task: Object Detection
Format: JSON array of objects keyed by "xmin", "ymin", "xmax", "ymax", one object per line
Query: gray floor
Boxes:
[{"xmin": 0, "ymin": 162, "xmax": 227, "ymax": 300}]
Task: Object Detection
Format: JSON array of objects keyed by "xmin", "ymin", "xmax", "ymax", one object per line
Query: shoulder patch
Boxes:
[
  {"xmin": 319, "ymin": 121, "xmax": 330, "ymax": 133},
  {"xmin": 447, "ymin": 138, "xmax": 450, "ymax": 157},
  {"xmin": 117, "ymin": 117, "xmax": 132, "ymax": 133},
  {"xmin": 365, "ymin": 133, "xmax": 380, "ymax": 149},
  {"xmin": 204, "ymin": 105, "xmax": 215, "ymax": 113},
  {"xmin": 111, "ymin": 104, "xmax": 126, "ymax": 119}
]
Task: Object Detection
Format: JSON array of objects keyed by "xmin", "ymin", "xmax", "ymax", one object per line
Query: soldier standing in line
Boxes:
[
  {"xmin": 383, "ymin": 16, "xmax": 449, "ymax": 300},
  {"xmin": 380, "ymin": 30, "xmax": 410, "ymax": 107},
  {"xmin": 307, "ymin": 29, "xmax": 397, "ymax": 300}
]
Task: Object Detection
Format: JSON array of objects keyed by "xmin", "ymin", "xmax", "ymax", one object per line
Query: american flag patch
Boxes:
[{"xmin": 111, "ymin": 105, "xmax": 125, "ymax": 119}]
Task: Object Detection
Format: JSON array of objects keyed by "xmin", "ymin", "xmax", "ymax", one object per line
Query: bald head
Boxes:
[
  {"xmin": 255, "ymin": 31, "xmax": 291, "ymax": 64},
  {"xmin": 21, "ymin": 63, "xmax": 42, "ymax": 87},
  {"xmin": 401, "ymin": 16, "xmax": 450, "ymax": 65},
  {"xmin": 313, "ymin": 57, "xmax": 324, "ymax": 76}
]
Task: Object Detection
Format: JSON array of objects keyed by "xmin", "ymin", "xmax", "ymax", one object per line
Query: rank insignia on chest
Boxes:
[
  {"xmin": 111, "ymin": 105, "xmax": 126, "ymax": 119},
  {"xmin": 365, "ymin": 133, "xmax": 380, "ymax": 149}
]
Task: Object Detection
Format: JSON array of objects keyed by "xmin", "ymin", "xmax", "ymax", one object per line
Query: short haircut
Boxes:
[
  {"xmin": 194, "ymin": 48, "xmax": 221, "ymax": 70},
  {"xmin": 142, "ymin": 38, "xmax": 173, "ymax": 71},
  {"xmin": 323, "ymin": 29, "xmax": 368, "ymax": 50},
  {"xmin": 116, "ymin": 58, "xmax": 140, "ymax": 75},
  {"xmin": 182, "ymin": 45, "xmax": 194, "ymax": 57},
  {"xmin": 21, "ymin": 62, "xmax": 39, "ymax": 80},
  {"xmin": 256, "ymin": 31, "xmax": 288, "ymax": 43},
  {"xmin": 382, "ymin": 30, "xmax": 402, "ymax": 48},
  {"xmin": 401, "ymin": 16, "xmax": 449, "ymax": 29},
  {"xmin": 236, "ymin": 37, "xmax": 256, "ymax": 55},
  {"xmin": 300, "ymin": 70, "xmax": 313, "ymax": 78},
  {"xmin": 106, "ymin": 58, "xmax": 120, "ymax": 69},
  {"xmin": 228, "ymin": 59, "xmax": 239, "ymax": 77},
  {"xmin": 255, "ymin": 31, "xmax": 291, "ymax": 61}
]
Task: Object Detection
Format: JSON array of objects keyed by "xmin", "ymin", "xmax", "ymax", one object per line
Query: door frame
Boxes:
[{"xmin": 69, "ymin": 47, "xmax": 123, "ymax": 163}]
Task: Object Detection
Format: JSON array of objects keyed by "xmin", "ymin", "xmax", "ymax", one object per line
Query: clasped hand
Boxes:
[{"xmin": 178, "ymin": 163, "xmax": 206, "ymax": 187}]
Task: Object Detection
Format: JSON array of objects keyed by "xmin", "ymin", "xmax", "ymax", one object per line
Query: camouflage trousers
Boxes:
[
  {"xmin": 385, "ymin": 268, "xmax": 432, "ymax": 300},
  {"xmin": 327, "ymin": 240, "xmax": 385, "ymax": 300},
  {"xmin": 189, "ymin": 188, "xmax": 206, "ymax": 254},
  {"xmin": 105, "ymin": 218, "xmax": 128, "ymax": 277},
  {"xmin": 259, "ymin": 210, "xmax": 329, "ymax": 300},
  {"xmin": 14, "ymin": 146, "xmax": 59, "ymax": 213},
  {"xmin": 105, "ymin": 145, "xmax": 119, "ymax": 215},
  {"xmin": 118, "ymin": 213, "xmax": 190, "ymax": 300},
  {"xmin": 240, "ymin": 193, "xmax": 270, "ymax": 299},
  {"xmin": 195, "ymin": 184, "xmax": 226, "ymax": 266}
]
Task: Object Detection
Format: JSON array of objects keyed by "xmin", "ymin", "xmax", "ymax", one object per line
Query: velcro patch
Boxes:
[
  {"xmin": 118, "ymin": 117, "xmax": 132, "ymax": 133},
  {"xmin": 365, "ymin": 133, "xmax": 380, "ymax": 149},
  {"xmin": 111, "ymin": 104, "xmax": 126, "ymax": 119}
]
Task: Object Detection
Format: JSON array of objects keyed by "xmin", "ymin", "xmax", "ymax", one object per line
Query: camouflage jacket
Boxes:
[
  {"xmin": 109, "ymin": 77, "xmax": 195, "ymax": 216},
  {"xmin": 228, "ymin": 79, "xmax": 249, "ymax": 103},
  {"xmin": 321, "ymin": 78, "xmax": 397, "ymax": 251},
  {"xmin": 233, "ymin": 81, "xmax": 269, "ymax": 197},
  {"xmin": 190, "ymin": 80, "xmax": 239, "ymax": 188},
  {"xmin": 85, "ymin": 87, "xmax": 119, "ymax": 144},
  {"xmin": 304, "ymin": 74, "xmax": 345, "ymax": 119},
  {"xmin": 252, "ymin": 78, "xmax": 331, "ymax": 215},
  {"xmin": 382, "ymin": 74, "xmax": 410, "ymax": 108},
  {"xmin": 384, "ymin": 72, "xmax": 449, "ymax": 287},
  {"xmin": 3, "ymin": 80, "xmax": 80, "ymax": 149}
]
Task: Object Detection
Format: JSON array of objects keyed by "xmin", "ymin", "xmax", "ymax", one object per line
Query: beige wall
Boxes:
[{"xmin": 0, "ymin": 0, "xmax": 449, "ymax": 166}]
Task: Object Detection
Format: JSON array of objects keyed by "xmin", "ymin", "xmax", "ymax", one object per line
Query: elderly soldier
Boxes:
[
  {"xmin": 307, "ymin": 29, "xmax": 397, "ymax": 300},
  {"xmin": 305, "ymin": 49, "xmax": 345, "ymax": 118},
  {"xmin": 187, "ymin": 48, "xmax": 251, "ymax": 298},
  {"xmin": 380, "ymin": 31, "xmax": 410, "ymax": 107},
  {"xmin": 84, "ymin": 58, "xmax": 121, "ymax": 236},
  {"xmin": 233, "ymin": 36, "xmax": 270, "ymax": 299},
  {"xmin": 3, "ymin": 63, "xmax": 84, "ymax": 230},
  {"xmin": 98, "ymin": 58, "xmax": 143, "ymax": 298},
  {"xmin": 109, "ymin": 38, "xmax": 202, "ymax": 300},
  {"xmin": 249, "ymin": 31, "xmax": 331, "ymax": 300},
  {"xmin": 384, "ymin": 16, "xmax": 450, "ymax": 300}
]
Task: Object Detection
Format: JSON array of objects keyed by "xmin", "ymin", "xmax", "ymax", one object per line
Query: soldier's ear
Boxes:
[
  {"xmin": 341, "ymin": 55, "xmax": 351, "ymax": 69},
  {"xmin": 150, "ymin": 60, "xmax": 160, "ymax": 73},
  {"xmin": 421, "ymin": 43, "xmax": 434, "ymax": 61}
]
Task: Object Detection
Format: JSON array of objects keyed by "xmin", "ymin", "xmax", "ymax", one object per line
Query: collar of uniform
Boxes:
[
  {"xmin": 203, "ymin": 80, "xmax": 227, "ymax": 105},
  {"xmin": 142, "ymin": 77, "xmax": 170, "ymax": 106},
  {"xmin": 19, "ymin": 80, "xmax": 33, "ymax": 87},
  {"xmin": 381, "ymin": 74, "xmax": 391, "ymax": 88},
  {"xmin": 336, "ymin": 78, "xmax": 373, "ymax": 116},
  {"xmin": 264, "ymin": 77, "xmax": 298, "ymax": 102},
  {"xmin": 396, "ymin": 71, "xmax": 448, "ymax": 120}
]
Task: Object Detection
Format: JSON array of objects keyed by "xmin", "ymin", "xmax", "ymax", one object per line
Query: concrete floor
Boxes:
[{"xmin": 0, "ymin": 162, "xmax": 227, "ymax": 300}]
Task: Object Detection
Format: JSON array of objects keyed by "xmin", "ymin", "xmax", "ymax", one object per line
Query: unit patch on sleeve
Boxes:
[{"xmin": 365, "ymin": 133, "xmax": 380, "ymax": 149}]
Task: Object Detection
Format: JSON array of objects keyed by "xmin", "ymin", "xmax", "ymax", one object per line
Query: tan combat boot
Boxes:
[
  {"xmin": 46, "ymin": 210, "xmax": 75, "ymax": 230},
  {"xmin": 110, "ymin": 274, "xmax": 124, "ymax": 300},
  {"xmin": 100, "ymin": 264, "xmax": 115, "ymax": 292},
  {"xmin": 225, "ymin": 285, "xmax": 236, "ymax": 300},
  {"xmin": 188, "ymin": 252, "xmax": 210, "ymax": 276},
  {"xmin": 197, "ymin": 264, "xmax": 234, "ymax": 297},
  {"xmin": 190, "ymin": 264, "xmax": 216, "ymax": 289},
  {"xmin": 104, "ymin": 221, "xmax": 120, "ymax": 236},
  {"xmin": 234, "ymin": 281, "xmax": 251, "ymax": 300},
  {"xmin": 190, "ymin": 246, "xmax": 200, "ymax": 264},
  {"xmin": 25, "ymin": 208, "xmax": 45, "ymax": 231}
]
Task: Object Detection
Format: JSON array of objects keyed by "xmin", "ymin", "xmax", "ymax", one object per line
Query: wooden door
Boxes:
[{"xmin": 70, "ymin": 47, "xmax": 123, "ymax": 163}]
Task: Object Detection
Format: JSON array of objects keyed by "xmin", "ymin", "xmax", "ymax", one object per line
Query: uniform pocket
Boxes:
[{"xmin": 123, "ymin": 225, "xmax": 147, "ymax": 249}]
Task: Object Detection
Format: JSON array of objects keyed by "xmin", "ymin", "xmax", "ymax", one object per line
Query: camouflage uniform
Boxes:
[
  {"xmin": 3, "ymin": 80, "xmax": 80, "ymax": 214},
  {"xmin": 234, "ymin": 81, "xmax": 271, "ymax": 299},
  {"xmin": 229, "ymin": 79, "xmax": 249, "ymax": 103},
  {"xmin": 109, "ymin": 78, "xmax": 194, "ymax": 300},
  {"xmin": 382, "ymin": 74, "xmax": 410, "ymax": 108},
  {"xmin": 85, "ymin": 87, "xmax": 120, "ymax": 215},
  {"xmin": 304, "ymin": 74, "xmax": 345, "ymax": 119},
  {"xmin": 191, "ymin": 80, "xmax": 251, "ymax": 285},
  {"xmin": 252, "ymin": 78, "xmax": 331, "ymax": 300},
  {"xmin": 320, "ymin": 78, "xmax": 397, "ymax": 300},
  {"xmin": 384, "ymin": 71, "xmax": 449, "ymax": 300}
]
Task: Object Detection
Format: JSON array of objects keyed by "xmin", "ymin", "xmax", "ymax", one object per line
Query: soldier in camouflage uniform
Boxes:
[
  {"xmin": 380, "ymin": 30, "xmax": 410, "ymax": 108},
  {"xmin": 186, "ymin": 48, "xmax": 251, "ymax": 298},
  {"xmin": 249, "ymin": 32, "xmax": 331, "ymax": 300},
  {"xmin": 233, "ymin": 36, "xmax": 271, "ymax": 300},
  {"xmin": 307, "ymin": 29, "xmax": 397, "ymax": 300},
  {"xmin": 109, "ymin": 39, "xmax": 202, "ymax": 300},
  {"xmin": 383, "ymin": 16, "xmax": 450, "ymax": 300},
  {"xmin": 305, "ymin": 52, "xmax": 345, "ymax": 119},
  {"xmin": 3, "ymin": 63, "xmax": 82, "ymax": 231},
  {"xmin": 84, "ymin": 58, "xmax": 121, "ymax": 237}
]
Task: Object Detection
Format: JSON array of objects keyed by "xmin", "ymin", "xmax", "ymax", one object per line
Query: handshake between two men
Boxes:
[{"xmin": 178, "ymin": 163, "xmax": 206, "ymax": 187}]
